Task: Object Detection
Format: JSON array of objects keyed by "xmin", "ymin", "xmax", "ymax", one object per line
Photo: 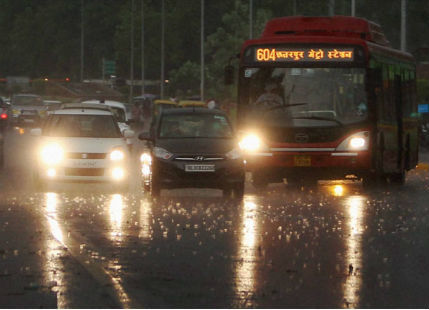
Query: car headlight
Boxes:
[
  {"xmin": 153, "ymin": 147, "xmax": 173, "ymax": 160},
  {"xmin": 40, "ymin": 144, "xmax": 64, "ymax": 165},
  {"xmin": 336, "ymin": 131, "xmax": 369, "ymax": 151},
  {"xmin": 110, "ymin": 149, "xmax": 125, "ymax": 161},
  {"xmin": 140, "ymin": 152, "xmax": 152, "ymax": 164},
  {"xmin": 226, "ymin": 148, "xmax": 242, "ymax": 160},
  {"xmin": 239, "ymin": 134, "xmax": 261, "ymax": 152}
]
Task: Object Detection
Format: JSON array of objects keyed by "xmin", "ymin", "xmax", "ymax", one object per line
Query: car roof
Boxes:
[
  {"xmin": 54, "ymin": 103, "xmax": 114, "ymax": 115},
  {"xmin": 82, "ymin": 99, "xmax": 126, "ymax": 109},
  {"xmin": 160, "ymin": 107, "xmax": 227, "ymax": 116}
]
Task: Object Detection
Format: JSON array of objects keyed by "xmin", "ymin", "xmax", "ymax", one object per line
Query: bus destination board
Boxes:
[{"xmin": 255, "ymin": 47, "xmax": 354, "ymax": 62}]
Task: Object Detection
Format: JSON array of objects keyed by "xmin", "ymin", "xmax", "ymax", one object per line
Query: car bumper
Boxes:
[
  {"xmin": 36, "ymin": 160, "xmax": 129, "ymax": 183},
  {"xmin": 148, "ymin": 158, "xmax": 245, "ymax": 189}
]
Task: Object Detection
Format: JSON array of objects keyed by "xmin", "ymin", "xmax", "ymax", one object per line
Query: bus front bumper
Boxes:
[{"xmin": 245, "ymin": 150, "xmax": 372, "ymax": 180}]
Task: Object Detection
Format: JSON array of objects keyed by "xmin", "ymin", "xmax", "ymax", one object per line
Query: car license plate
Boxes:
[
  {"xmin": 185, "ymin": 164, "xmax": 215, "ymax": 172},
  {"xmin": 71, "ymin": 160, "xmax": 98, "ymax": 168},
  {"xmin": 294, "ymin": 155, "xmax": 311, "ymax": 166}
]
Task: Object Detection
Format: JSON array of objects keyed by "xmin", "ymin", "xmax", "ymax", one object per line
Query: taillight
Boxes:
[{"xmin": 0, "ymin": 113, "xmax": 7, "ymax": 119}]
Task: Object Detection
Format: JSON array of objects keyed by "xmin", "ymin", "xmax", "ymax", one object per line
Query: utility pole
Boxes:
[
  {"xmin": 351, "ymin": 0, "xmax": 355, "ymax": 16},
  {"xmin": 160, "ymin": 0, "xmax": 165, "ymax": 99},
  {"xmin": 130, "ymin": 0, "xmax": 135, "ymax": 104},
  {"xmin": 80, "ymin": 0, "xmax": 84, "ymax": 82},
  {"xmin": 200, "ymin": 0, "xmax": 205, "ymax": 101},
  {"xmin": 328, "ymin": 0, "xmax": 335, "ymax": 16},
  {"xmin": 249, "ymin": 0, "xmax": 253, "ymax": 39},
  {"xmin": 141, "ymin": 0, "xmax": 145, "ymax": 95},
  {"xmin": 400, "ymin": 0, "xmax": 407, "ymax": 51}
]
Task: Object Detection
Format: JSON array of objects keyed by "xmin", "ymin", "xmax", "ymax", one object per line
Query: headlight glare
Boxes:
[
  {"xmin": 110, "ymin": 149, "xmax": 125, "ymax": 161},
  {"xmin": 140, "ymin": 152, "xmax": 152, "ymax": 164},
  {"xmin": 350, "ymin": 137, "xmax": 365, "ymax": 149},
  {"xmin": 41, "ymin": 144, "xmax": 64, "ymax": 165},
  {"xmin": 335, "ymin": 131, "xmax": 369, "ymax": 151},
  {"xmin": 239, "ymin": 134, "xmax": 261, "ymax": 152}
]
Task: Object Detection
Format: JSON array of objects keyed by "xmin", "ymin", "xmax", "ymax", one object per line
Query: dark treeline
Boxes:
[{"xmin": 0, "ymin": 0, "xmax": 428, "ymax": 98}]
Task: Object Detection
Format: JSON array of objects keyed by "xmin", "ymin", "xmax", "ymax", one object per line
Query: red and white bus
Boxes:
[{"xmin": 236, "ymin": 16, "xmax": 418, "ymax": 188}]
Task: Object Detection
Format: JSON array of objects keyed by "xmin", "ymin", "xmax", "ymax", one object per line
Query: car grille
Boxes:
[
  {"xmin": 174, "ymin": 155, "xmax": 224, "ymax": 161},
  {"xmin": 64, "ymin": 168, "xmax": 105, "ymax": 176},
  {"xmin": 66, "ymin": 153, "xmax": 106, "ymax": 159}
]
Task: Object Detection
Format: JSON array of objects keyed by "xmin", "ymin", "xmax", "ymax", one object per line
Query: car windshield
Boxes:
[
  {"xmin": 242, "ymin": 67, "xmax": 367, "ymax": 127},
  {"xmin": 159, "ymin": 113, "xmax": 233, "ymax": 138},
  {"xmin": 44, "ymin": 114, "xmax": 122, "ymax": 138},
  {"xmin": 13, "ymin": 95, "xmax": 44, "ymax": 106}
]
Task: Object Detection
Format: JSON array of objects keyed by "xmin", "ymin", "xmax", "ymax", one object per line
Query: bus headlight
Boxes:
[
  {"xmin": 41, "ymin": 144, "xmax": 64, "ymax": 165},
  {"xmin": 350, "ymin": 137, "xmax": 365, "ymax": 149},
  {"xmin": 239, "ymin": 134, "xmax": 261, "ymax": 152},
  {"xmin": 336, "ymin": 131, "xmax": 369, "ymax": 151},
  {"xmin": 112, "ymin": 167, "xmax": 125, "ymax": 180}
]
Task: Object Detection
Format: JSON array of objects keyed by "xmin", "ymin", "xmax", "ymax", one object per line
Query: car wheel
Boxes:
[
  {"xmin": 33, "ymin": 171, "xmax": 46, "ymax": 192},
  {"xmin": 232, "ymin": 181, "xmax": 245, "ymax": 199},
  {"xmin": 222, "ymin": 187, "xmax": 233, "ymax": 198},
  {"xmin": 252, "ymin": 171, "xmax": 269, "ymax": 190}
]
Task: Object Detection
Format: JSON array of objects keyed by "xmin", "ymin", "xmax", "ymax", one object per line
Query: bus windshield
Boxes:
[{"xmin": 241, "ymin": 67, "xmax": 367, "ymax": 127}]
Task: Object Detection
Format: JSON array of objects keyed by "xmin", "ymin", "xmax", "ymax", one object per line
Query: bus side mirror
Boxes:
[{"xmin": 224, "ymin": 65, "xmax": 234, "ymax": 85}]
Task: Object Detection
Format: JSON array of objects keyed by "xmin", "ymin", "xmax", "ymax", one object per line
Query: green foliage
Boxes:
[
  {"xmin": 168, "ymin": 61, "xmax": 200, "ymax": 98},
  {"xmin": 1, "ymin": 0, "xmax": 429, "ymax": 101}
]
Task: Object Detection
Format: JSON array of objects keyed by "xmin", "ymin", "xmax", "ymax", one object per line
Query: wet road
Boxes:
[{"xmin": 1, "ymin": 128, "xmax": 429, "ymax": 308}]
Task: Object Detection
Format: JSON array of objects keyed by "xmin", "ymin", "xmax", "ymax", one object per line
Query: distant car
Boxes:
[
  {"xmin": 0, "ymin": 97, "xmax": 10, "ymax": 132},
  {"xmin": 31, "ymin": 103, "xmax": 134, "ymax": 190},
  {"xmin": 11, "ymin": 94, "xmax": 47, "ymax": 126},
  {"xmin": 82, "ymin": 99, "xmax": 134, "ymax": 148},
  {"xmin": 138, "ymin": 108, "xmax": 245, "ymax": 198},
  {"xmin": 178, "ymin": 100, "xmax": 206, "ymax": 108}
]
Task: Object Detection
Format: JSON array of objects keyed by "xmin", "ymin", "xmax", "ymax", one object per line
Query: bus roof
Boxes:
[
  {"xmin": 261, "ymin": 16, "xmax": 390, "ymax": 46},
  {"xmin": 241, "ymin": 16, "xmax": 414, "ymax": 63}
]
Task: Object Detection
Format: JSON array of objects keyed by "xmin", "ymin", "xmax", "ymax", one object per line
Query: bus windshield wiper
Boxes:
[{"xmin": 291, "ymin": 116, "xmax": 344, "ymax": 126}]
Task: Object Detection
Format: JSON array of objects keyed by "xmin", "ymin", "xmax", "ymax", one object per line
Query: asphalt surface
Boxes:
[{"xmin": 0, "ymin": 127, "xmax": 429, "ymax": 308}]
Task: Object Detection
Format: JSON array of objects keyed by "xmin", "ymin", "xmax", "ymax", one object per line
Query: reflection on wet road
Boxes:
[{"xmin": 1, "ymin": 129, "xmax": 429, "ymax": 308}]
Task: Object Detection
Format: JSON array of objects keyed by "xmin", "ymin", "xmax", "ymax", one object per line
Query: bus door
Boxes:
[{"xmin": 394, "ymin": 75, "xmax": 404, "ymax": 171}]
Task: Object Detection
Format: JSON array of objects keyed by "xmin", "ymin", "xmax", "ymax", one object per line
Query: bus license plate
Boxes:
[
  {"xmin": 294, "ymin": 155, "xmax": 311, "ymax": 166},
  {"xmin": 185, "ymin": 164, "xmax": 215, "ymax": 172}
]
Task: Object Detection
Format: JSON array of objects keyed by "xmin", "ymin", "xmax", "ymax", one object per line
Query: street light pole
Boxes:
[
  {"xmin": 351, "ymin": 0, "xmax": 355, "ymax": 16},
  {"xmin": 400, "ymin": 0, "xmax": 407, "ymax": 51},
  {"xmin": 249, "ymin": 0, "xmax": 253, "ymax": 39},
  {"xmin": 160, "ymin": 0, "xmax": 165, "ymax": 99},
  {"xmin": 200, "ymin": 0, "xmax": 204, "ymax": 102},
  {"xmin": 130, "ymin": 0, "xmax": 135, "ymax": 104},
  {"xmin": 80, "ymin": 0, "xmax": 84, "ymax": 82},
  {"xmin": 141, "ymin": 0, "xmax": 145, "ymax": 95}
]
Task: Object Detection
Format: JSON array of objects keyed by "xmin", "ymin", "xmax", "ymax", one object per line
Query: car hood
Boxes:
[
  {"xmin": 40, "ymin": 137, "xmax": 127, "ymax": 153},
  {"xmin": 12, "ymin": 105, "xmax": 47, "ymax": 111},
  {"xmin": 156, "ymin": 138, "xmax": 237, "ymax": 155}
]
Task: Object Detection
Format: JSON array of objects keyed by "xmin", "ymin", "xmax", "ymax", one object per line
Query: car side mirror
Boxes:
[
  {"xmin": 138, "ymin": 132, "xmax": 153, "ymax": 141},
  {"xmin": 30, "ymin": 128, "xmax": 42, "ymax": 136},
  {"xmin": 123, "ymin": 129, "xmax": 135, "ymax": 138}
]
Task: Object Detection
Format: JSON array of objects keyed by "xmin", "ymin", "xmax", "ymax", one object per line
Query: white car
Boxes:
[
  {"xmin": 81, "ymin": 100, "xmax": 133, "ymax": 147},
  {"xmin": 31, "ymin": 103, "xmax": 134, "ymax": 189}
]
